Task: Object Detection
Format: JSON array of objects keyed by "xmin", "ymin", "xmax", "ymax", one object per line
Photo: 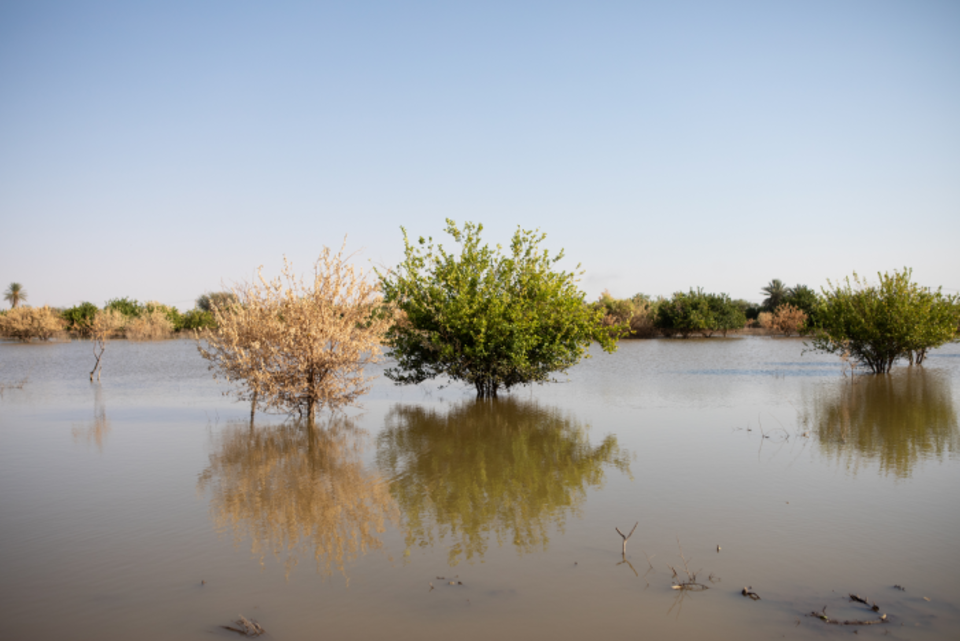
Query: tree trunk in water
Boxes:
[{"xmin": 250, "ymin": 391, "xmax": 258, "ymax": 420}]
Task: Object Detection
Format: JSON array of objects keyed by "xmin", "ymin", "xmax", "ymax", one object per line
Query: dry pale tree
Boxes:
[
  {"xmin": 89, "ymin": 308, "xmax": 126, "ymax": 381},
  {"xmin": 199, "ymin": 244, "xmax": 392, "ymax": 421}
]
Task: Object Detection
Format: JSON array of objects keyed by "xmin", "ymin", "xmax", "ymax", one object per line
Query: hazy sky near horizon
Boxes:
[{"xmin": 2, "ymin": 1, "xmax": 958, "ymax": 310}]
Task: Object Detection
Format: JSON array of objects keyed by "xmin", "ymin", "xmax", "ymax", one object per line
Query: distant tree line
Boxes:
[
  {"xmin": 5, "ymin": 220, "xmax": 960, "ymax": 403},
  {"xmin": 0, "ymin": 287, "xmax": 237, "ymax": 342},
  {"xmin": 592, "ymin": 279, "xmax": 824, "ymax": 339}
]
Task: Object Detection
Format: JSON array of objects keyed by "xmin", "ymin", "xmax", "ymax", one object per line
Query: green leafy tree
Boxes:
[
  {"xmin": 707, "ymin": 292, "xmax": 747, "ymax": 337},
  {"xmin": 378, "ymin": 220, "xmax": 617, "ymax": 398},
  {"xmin": 761, "ymin": 279, "xmax": 788, "ymax": 311},
  {"xmin": 181, "ymin": 309, "xmax": 217, "ymax": 331},
  {"xmin": 196, "ymin": 291, "xmax": 238, "ymax": 313},
  {"xmin": 61, "ymin": 302, "xmax": 99, "ymax": 336},
  {"xmin": 784, "ymin": 284, "xmax": 820, "ymax": 327},
  {"xmin": 4, "ymin": 283, "xmax": 27, "ymax": 309},
  {"xmin": 809, "ymin": 269, "xmax": 960, "ymax": 374},
  {"xmin": 105, "ymin": 297, "xmax": 143, "ymax": 318}
]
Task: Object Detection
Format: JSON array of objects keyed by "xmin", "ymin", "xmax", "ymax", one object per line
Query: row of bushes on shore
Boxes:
[
  {"xmin": 594, "ymin": 286, "xmax": 815, "ymax": 338},
  {"xmin": 0, "ymin": 294, "xmax": 236, "ymax": 342}
]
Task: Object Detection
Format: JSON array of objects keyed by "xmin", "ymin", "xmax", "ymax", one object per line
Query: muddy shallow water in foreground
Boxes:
[{"xmin": 1, "ymin": 337, "xmax": 958, "ymax": 640}]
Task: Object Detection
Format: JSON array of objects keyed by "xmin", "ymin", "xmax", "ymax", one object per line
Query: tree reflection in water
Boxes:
[
  {"xmin": 198, "ymin": 417, "xmax": 398, "ymax": 579},
  {"xmin": 376, "ymin": 398, "xmax": 632, "ymax": 566},
  {"xmin": 801, "ymin": 369, "xmax": 959, "ymax": 477},
  {"xmin": 72, "ymin": 384, "xmax": 110, "ymax": 451}
]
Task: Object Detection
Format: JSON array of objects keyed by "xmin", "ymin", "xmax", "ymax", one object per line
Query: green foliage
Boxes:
[
  {"xmin": 808, "ymin": 268, "xmax": 960, "ymax": 374},
  {"xmin": 105, "ymin": 297, "xmax": 143, "ymax": 318},
  {"xmin": 144, "ymin": 301, "xmax": 183, "ymax": 331},
  {"xmin": 733, "ymin": 299, "xmax": 760, "ymax": 321},
  {"xmin": 181, "ymin": 309, "xmax": 217, "ymax": 331},
  {"xmin": 761, "ymin": 279, "xmax": 788, "ymax": 311},
  {"xmin": 61, "ymin": 302, "xmax": 99, "ymax": 334},
  {"xmin": 378, "ymin": 220, "xmax": 617, "ymax": 398},
  {"xmin": 655, "ymin": 288, "xmax": 746, "ymax": 337},
  {"xmin": 4, "ymin": 282, "xmax": 27, "ymax": 309},
  {"xmin": 707, "ymin": 292, "xmax": 748, "ymax": 336},
  {"xmin": 376, "ymin": 398, "xmax": 631, "ymax": 564},
  {"xmin": 196, "ymin": 291, "xmax": 238, "ymax": 313},
  {"xmin": 784, "ymin": 284, "xmax": 821, "ymax": 327}
]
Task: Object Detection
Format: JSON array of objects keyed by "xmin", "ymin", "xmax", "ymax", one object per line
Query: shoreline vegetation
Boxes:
[{"xmin": 3, "ymin": 223, "xmax": 959, "ymax": 387}]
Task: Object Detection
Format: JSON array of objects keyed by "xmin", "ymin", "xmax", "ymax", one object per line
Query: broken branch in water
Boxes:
[
  {"xmin": 807, "ymin": 600, "xmax": 889, "ymax": 626},
  {"xmin": 221, "ymin": 614, "xmax": 265, "ymax": 636},
  {"xmin": 615, "ymin": 522, "xmax": 638, "ymax": 556},
  {"xmin": 741, "ymin": 586, "xmax": 761, "ymax": 600},
  {"xmin": 668, "ymin": 537, "xmax": 708, "ymax": 591},
  {"xmin": 849, "ymin": 593, "xmax": 880, "ymax": 612}
]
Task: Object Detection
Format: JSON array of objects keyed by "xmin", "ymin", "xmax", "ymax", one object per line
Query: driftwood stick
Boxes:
[{"xmin": 615, "ymin": 522, "xmax": 638, "ymax": 555}]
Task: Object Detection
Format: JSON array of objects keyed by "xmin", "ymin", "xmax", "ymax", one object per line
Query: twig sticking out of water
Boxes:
[
  {"xmin": 615, "ymin": 522, "xmax": 638, "ymax": 556},
  {"xmin": 742, "ymin": 586, "xmax": 761, "ymax": 600},
  {"xmin": 667, "ymin": 537, "xmax": 708, "ymax": 591}
]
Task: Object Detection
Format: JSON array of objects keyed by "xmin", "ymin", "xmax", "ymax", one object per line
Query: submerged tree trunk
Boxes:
[{"xmin": 474, "ymin": 379, "xmax": 499, "ymax": 399}]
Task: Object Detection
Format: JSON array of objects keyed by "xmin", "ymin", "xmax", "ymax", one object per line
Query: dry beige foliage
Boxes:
[
  {"xmin": 0, "ymin": 306, "xmax": 65, "ymax": 341},
  {"xmin": 125, "ymin": 308, "xmax": 174, "ymax": 341},
  {"xmin": 199, "ymin": 244, "xmax": 392, "ymax": 420},
  {"xmin": 629, "ymin": 302, "xmax": 658, "ymax": 338},
  {"xmin": 757, "ymin": 311, "xmax": 774, "ymax": 330},
  {"xmin": 772, "ymin": 303, "xmax": 808, "ymax": 336},
  {"xmin": 88, "ymin": 309, "xmax": 127, "ymax": 381},
  {"xmin": 197, "ymin": 417, "xmax": 398, "ymax": 579}
]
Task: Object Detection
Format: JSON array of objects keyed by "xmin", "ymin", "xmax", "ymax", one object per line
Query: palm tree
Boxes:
[
  {"xmin": 760, "ymin": 279, "xmax": 787, "ymax": 311},
  {"xmin": 4, "ymin": 282, "xmax": 27, "ymax": 309}
]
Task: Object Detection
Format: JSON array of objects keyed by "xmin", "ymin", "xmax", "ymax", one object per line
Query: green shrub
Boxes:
[
  {"xmin": 196, "ymin": 291, "xmax": 238, "ymax": 313},
  {"xmin": 62, "ymin": 302, "xmax": 99, "ymax": 335},
  {"xmin": 105, "ymin": 297, "xmax": 143, "ymax": 318},
  {"xmin": 181, "ymin": 309, "xmax": 217, "ymax": 331},
  {"xmin": 809, "ymin": 268, "xmax": 960, "ymax": 373}
]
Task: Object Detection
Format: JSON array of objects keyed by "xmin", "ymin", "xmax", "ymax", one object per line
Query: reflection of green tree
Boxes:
[
  {"xmin": 376, "ymin": 398, "xmax": 631, "ymax": 565},
  {"xmin": 197, "ymin": 417, "xmax": 398, "ymax": 579},
  {"xmin": 801, "ymin": 369, "xmax": 959, "ymax": 478}
]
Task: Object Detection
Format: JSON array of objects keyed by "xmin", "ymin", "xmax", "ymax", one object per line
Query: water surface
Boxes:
[{"xmin": 1, "ymin": 337, "xmax": 958, "ymax": 640}]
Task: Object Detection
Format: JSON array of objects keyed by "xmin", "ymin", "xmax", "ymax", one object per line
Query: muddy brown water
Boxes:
[{"xmin": 1, "ymin": 337, "xmax": 958, "ymax": 640}]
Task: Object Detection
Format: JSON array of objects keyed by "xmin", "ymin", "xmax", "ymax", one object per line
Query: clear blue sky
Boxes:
[{"xmin": 2, "ymin": 1, "xmax": 958, "ymax": 310}]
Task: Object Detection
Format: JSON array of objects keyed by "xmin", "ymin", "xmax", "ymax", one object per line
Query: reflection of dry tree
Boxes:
[
  {"xmin": 197, "ymin": 417, "xmax": 398, "ymax": 579},
  {"xmin": 199, "ymin": 244, "xmax": 392, "ymax": 420},
  {"xmin": 72, "ymin": 386, "xmax": 110, "ymax": 451}
]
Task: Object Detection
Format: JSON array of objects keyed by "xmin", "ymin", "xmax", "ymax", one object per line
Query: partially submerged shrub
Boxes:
[
  {"xmin": 181, "ymin": 309, "xmax": 217, "ymax": 331},
  {"xmin": 0, "ymin": 306, "xmax": 65, "ymax": 341},
  {"xmin": 629, "ymin": 300, "xmax": 658, "ymax": 338},
  {"xmin": 655, "ymin": 288, "xmax": 746, "ymax": 338},
  {"xmin": 124, "ymin": 309, "xmax": 174, "ymax": 341},
  {"xmin": 809, "ymin": 269, "xmax": 960, "ymax": 373},
  {"xmin": 105, "ymin": 297, "xmax": 143, "ymax": 318},
  {"xmin": 772, "ymin": 303, "xmax": 807, "ymax": 336},
  {"xmin": 196, "ymin": 291, "xmax": 238, "ymax": 313},
  {"xmin": 757, "ymin": 312, "xmax": 774, "ymax": 330},
  {"xmin": 62, "ymin": 302, "xmax": 99, "ymax": 336},
  {"xmin": 200, "ymin": 244, "xmax": 393, "ymax": 420}
]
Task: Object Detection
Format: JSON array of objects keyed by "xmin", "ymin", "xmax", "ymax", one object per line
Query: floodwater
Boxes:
[{"xmin": 1, "ymin": 337, "xmax": 958, "ymax": 640}]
